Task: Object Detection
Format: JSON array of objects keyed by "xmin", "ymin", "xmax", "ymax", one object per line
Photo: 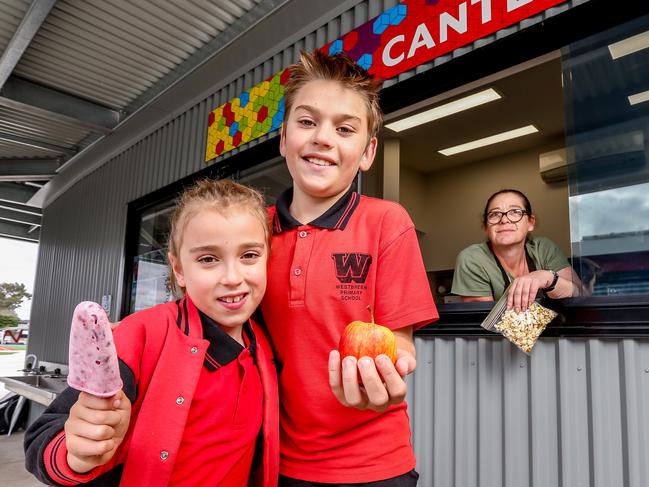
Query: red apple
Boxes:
[{"xmin": 338, "ymin": 306, "xmax": 397, "ymax": 363}]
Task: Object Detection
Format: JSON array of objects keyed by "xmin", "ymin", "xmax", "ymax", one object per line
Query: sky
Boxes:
[
  {"xmin": 0, "ymin": 237, "xmax": 39, "ymax": 320},
  {"xmin": 570, "ymin": 182, "xmax": 649, "ymax": 240}
]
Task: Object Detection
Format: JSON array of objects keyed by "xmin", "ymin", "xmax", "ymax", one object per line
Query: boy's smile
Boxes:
[
  {"xmin": 280, "ymin": 79, "xmax": 377, "ymax": 221},
  {"xmin": 169, "ymin": 207, "xmax": 268, "ymax": 343}
]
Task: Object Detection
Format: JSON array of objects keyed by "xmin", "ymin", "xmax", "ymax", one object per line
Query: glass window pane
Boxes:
[
  {"xmin": 563, "ymin": 14, "xmax": 649, "ymax": 297},
  {"xmin": 130, "ymin": 201, "xmax": 175, "ymax": 313}
]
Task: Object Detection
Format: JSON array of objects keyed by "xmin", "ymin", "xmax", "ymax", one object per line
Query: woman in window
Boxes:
[{"xmin": 451, "ymin": 189, "xmax": 582, "ymax": 311}]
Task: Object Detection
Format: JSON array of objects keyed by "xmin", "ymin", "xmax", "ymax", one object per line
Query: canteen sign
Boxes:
[
  {"xmin": 324, "ymin": 0, "xmax": 566, "ymax": 79},
  {"xmin": 205, "ymin": 0, "xmax": 566, "ymax": 161}
]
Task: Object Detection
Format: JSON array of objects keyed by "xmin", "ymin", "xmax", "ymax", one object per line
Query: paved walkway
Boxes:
[
  {"xmin": 0, "ymin": 431, "xmax": 43, "ymax": 486},
  {"xmin": 0, "ymin": 348, "xmax": 45, "ymax": 485}
]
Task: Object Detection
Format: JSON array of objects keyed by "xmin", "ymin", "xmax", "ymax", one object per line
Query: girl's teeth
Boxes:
[{"xmin": 222, "ymin": 295, "xmax": 243, "ymax": 303}]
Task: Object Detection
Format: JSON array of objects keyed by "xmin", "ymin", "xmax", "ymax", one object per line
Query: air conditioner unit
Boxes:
[{"xmin": 539, "ymin": 148, "xmax": 567, "ymax": 183}]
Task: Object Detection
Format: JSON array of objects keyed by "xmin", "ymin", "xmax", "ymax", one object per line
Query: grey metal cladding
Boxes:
[{"xmin": 408, "ymin": 336, "xmax": 649, "ymax": 487}]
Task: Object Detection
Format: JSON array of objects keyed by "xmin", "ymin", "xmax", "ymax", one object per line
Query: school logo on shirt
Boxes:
[
  {"xmin": 332, "ymin": 253, "xmax": 372, "ymax": 283},
  {"xmin": 332, "ymin": 253, "xmax": 372, "ymax": 301}
]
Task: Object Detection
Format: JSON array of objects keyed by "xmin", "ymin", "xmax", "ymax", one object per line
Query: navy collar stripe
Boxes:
[
  {"xmin": 273, "ymin": 185, "xmax": 360, "ymax": 233},
  {"xmin": 175, "ymin": 299, "xmax": 183, "ymax": 329},
  {"xmin": 199, "ymin": 310, "xmax": 257, "ymax": 371},
  {"xmin": 334, "ymin": 191, "xmax": 358, "ymax": 230},
  {"xmin": 173, "ymin": 302, "xmax": 257, "ymax": 372},
  {"xmin": 204, "ymin": 354, "xmax": 222, "ymax": 370},
  {"xmin": 182, "ymin": 298, "xmax": 190, "ymax": 335}
]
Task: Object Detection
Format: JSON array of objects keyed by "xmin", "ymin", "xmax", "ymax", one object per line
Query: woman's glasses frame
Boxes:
[{"xmin": 486, "ymin": 208, "xmax": 528, "ymax": 225}]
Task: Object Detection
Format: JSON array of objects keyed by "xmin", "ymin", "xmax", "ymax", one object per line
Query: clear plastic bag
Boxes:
[{"xmin": 481, "ymin": 286, "xmax": 557, "ymax": 353}]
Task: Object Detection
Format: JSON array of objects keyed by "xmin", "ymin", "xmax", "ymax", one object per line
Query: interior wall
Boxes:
[
  {"xmin": 361, "ymin": 138, "xmax": 384, "ymax": 199},
  {"xmin": 401, "ymin": 139, "xmax": 570, "ymax": 272}
]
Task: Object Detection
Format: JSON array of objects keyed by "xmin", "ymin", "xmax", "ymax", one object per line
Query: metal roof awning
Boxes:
[{"xmin": 0, "ymin": 0, "xmax": 285, "ymax": 242}]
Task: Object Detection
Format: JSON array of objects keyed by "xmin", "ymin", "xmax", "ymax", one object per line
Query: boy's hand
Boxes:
[
  {"xmin": 328, "ymin": 348, "xmax": 417, "ymax": 413},
  {"xmin": 64, "ymin": 390, "xmax": 131, "ymax": 474}
]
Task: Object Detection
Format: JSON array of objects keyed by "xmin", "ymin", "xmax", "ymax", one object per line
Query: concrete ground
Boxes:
[
  {"xmin": 0, "ymin": 348, "xmax": 45, "ymax": 486},
  {"xmin": 0, "ymin": 431, "xmax": 43, "ymax": 486}
]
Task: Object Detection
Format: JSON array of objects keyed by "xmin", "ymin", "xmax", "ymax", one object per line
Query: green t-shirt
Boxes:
[{"xmin": 451, "ymin": 235, "xmax": 570, "ymax": 300}]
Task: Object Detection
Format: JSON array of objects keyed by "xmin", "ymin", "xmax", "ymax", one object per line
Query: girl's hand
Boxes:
[
  {"xmin": 328, "ymin": 348, "xmax": 416, "ymax": 413},
  {"xmin": 507, "ymin": 270, "xmax": 554, "ymax": 312},
  {"xmin": 64, "ymin": 390, "xmax": 131, "ymax": 474}
]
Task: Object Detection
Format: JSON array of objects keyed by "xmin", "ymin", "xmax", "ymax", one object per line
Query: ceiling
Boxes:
[
  {"xmin": 0, "ymin": 0, "xmax": 283, "ymax": 243},
  {"xmin": 382, "ymin": 57, "xmax": 565, "ymax": 174}
]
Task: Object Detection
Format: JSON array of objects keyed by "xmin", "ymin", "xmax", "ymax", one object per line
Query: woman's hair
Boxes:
[
  {"xmin": 482, "ymin": 189, "xmax": 533, "ymax": 225},
  {"xmin": 283, "ymin": 49, "xmax": 384, "ymax": 139},
  {"xmin": 166, "ymin": 178, "xmax": 270, "ymax": 297}
]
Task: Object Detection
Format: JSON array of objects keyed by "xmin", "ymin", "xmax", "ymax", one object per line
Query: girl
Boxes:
[{"xmin": 25, "ymin": 179, "xmax": 279, "ymax": 487}]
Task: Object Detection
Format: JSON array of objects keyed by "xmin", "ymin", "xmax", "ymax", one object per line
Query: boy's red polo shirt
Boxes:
[{"xmin": 262, "ymin": 187, "xmax": 438, "ymax": 483}]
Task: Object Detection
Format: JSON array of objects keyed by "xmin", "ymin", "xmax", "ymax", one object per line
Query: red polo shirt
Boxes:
[
  {"xmin": 169, "ymin": 312, "xmax": 263, "ymax": 486},
  {"xmin": 261, "ymin": 187, "xmax": 438, "ymax": 483}
]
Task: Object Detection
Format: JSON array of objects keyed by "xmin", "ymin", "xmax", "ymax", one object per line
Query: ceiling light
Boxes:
[
  {"xmin": 608, "ymin": 30, "xmax": 649, "ymax": 59},
  {"xmin": 385, "ymin": 88, "xmax": 502, "ymax": 132},
  {"xmin": 438, "ymin": 125, "xmax": 539, "ymax": 156},
  {"xmin": 628, "ymin": 89, "xmax": 649, "ymax": 106}
]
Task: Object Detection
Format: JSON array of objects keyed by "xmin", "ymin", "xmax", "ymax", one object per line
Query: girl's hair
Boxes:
[
  {"xmin": 482, "ymin": 189, "xmax": 533, "ymax": 225},
  {"xmin": 283, "ymin": 49, "xmax": 384, "ymax": 139},
  {"xmin": 167, "ymin": 178, "xmax": 270, "ymax": 297}
]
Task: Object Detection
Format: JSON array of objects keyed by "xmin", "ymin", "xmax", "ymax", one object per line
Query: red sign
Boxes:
[{"xmin": 324, "ymin": 0, "xmax": 568, "ymax": 80}]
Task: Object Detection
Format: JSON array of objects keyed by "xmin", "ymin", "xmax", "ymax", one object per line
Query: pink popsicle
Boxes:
[{"xmin": 67, "ymin": 301, "xmax": 123, "ymax": 397}]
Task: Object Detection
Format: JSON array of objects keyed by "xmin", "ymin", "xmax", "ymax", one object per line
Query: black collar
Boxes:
[
  {"xmin": 198, "ymin": 310, "xmax": 257, "ymax": 371},
  {"xmin": 272, "ymin": 185, "xmax": 360, "ymax": 234}
]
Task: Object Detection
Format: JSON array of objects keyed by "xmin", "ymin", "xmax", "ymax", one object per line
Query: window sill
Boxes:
[{"xmin": 418, "ymin": 295, "xmax": 649, "ymax": 338}]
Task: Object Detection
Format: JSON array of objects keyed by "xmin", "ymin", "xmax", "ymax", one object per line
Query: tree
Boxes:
[
  {"xmin": 0, "ymin": 315, "xmax": 19, "ymax": 328},
  {"xmin": 0, "ymin": 282, "xmax": 32, "ymax": 314}
]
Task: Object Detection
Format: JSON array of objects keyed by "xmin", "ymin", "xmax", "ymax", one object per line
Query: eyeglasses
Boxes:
[{"xmin": 486, "ymin": 208, "xmax": 528, "ymax": 225}]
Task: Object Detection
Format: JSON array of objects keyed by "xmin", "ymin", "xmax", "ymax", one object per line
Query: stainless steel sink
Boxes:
[{"xmin": 0, "ymin": 375, "xmax": 68, "ymax": 406}]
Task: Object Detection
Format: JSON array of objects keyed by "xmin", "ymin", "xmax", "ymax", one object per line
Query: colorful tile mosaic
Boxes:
[{"xmin": 205, "ymin": 68, "xmax": 289, "ymax": 161}]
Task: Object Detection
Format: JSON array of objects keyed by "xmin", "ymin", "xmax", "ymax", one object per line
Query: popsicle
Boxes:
[{"xmin": 67, "ymin": 301, "xmax": 123, "ymax": 397}]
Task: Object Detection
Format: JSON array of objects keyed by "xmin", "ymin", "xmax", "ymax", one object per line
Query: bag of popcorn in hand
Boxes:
[{"xmin": 481, "ymin": 286, "xmax": 558, "ymax": 353}]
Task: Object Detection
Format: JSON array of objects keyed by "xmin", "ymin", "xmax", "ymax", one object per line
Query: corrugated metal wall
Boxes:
[
  {"xmin": 28, "ymin": 1, "xmax": 649, "ymax": 486},
  {"xmin": 408, "ymin": 336, "xmax": 649, "ymax": 487}
]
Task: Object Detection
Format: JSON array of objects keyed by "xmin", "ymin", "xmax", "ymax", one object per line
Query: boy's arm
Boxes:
[{"xmin": 329, "ymin": 326, "xmax": 416, "ymax": 413}]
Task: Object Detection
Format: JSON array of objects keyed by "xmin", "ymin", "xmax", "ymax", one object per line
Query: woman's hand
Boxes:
[{"xmin": 507, "ymin": 270, "xmax": 554, "ymax": 312}]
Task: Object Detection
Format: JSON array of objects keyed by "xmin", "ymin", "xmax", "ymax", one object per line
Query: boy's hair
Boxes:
[
  {"xmin": 167, "ymin": 178, "xmax": 270, "ymax": 297},
  {"xmin": 283, "ymin": 49, "xmax": 384, "ymax": 139}
]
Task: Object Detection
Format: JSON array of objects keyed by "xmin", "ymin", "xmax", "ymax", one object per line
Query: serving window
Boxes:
[{"xmin": 378, "ymin": 13, "xmax": 649, "ymax": 314}]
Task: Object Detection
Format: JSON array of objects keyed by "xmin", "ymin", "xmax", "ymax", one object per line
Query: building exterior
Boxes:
[{"xmin": 18, "ymin": 1, "xmax": 649, "ymax": 485}]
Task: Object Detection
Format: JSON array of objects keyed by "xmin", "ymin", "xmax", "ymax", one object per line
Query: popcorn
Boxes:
[
  {"xmin": 481, "ymin": 286, "xmax": 558, "ymax": 354},
  {"xmin": 494, "ymin": 302, "xmax": 557, "ymax": 353}
]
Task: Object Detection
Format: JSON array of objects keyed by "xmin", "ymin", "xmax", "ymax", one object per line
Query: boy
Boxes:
[{"xmin": 261, "ymin": 50, "xmax": 438, "ymax": 486}]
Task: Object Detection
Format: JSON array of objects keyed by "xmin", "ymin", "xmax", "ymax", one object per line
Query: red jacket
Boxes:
[{"xmin": 25, "ymin": 297, "xmax": 279, "ymax": 487}]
